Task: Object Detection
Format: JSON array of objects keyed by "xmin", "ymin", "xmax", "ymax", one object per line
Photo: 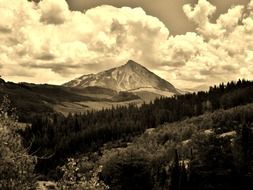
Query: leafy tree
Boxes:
[
  {"xmin": 189, "ymin": 133, "xmax": 237, "ymax": 190},
  {"xmin": 100, "ymin": 151, "xmax": 153, "ymax": 190},
  {"xmin": 0, "ymin": 95, "xmax": 36, "ymax": 189}
]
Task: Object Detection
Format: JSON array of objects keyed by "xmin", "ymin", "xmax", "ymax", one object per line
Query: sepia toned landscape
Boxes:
[{"xmin": 1, "ymin": 0, "xmax": 253, "ymax": 189}]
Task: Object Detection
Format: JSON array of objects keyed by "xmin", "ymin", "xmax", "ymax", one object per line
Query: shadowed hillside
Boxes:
[{"xmin": 0, "ymin": 80, "xmax": 142, "ymax": 121}]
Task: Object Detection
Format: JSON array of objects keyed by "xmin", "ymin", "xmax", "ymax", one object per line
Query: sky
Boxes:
[{"xmin": 0, "ymin": 0, "xmax": 253, "ymax": 90}]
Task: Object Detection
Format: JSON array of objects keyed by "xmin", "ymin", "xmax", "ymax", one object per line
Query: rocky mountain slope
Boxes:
[{"xmin": 63, "ymin": 60, "xmax": 179, "ymax": 95}]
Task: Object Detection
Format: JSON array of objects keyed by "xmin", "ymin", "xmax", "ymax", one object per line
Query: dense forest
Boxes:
[
  {"xmin": 21, "ymin": 79, "xmax": 253, "ymax": 172},
  {"xmin": 1, "ymin": 79, "xmax": 253, "ymax": 189},
  {"xmin": 99, "ymin": 103, "xmax": 253, "ymax": 190}
]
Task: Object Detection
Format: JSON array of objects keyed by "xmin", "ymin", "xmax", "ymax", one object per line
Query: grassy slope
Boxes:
[{"xmin": 0, "ymin": 82, "xmax": 143, "ymax": 119}]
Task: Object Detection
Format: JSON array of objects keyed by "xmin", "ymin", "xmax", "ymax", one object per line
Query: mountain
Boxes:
[
  {"xmin": 63, "ymin": 60, "xmax": 179, "ymax": 95},
  {"xmin": 0, "ymin": 61, "xmax": 179, "ymax": 119}
]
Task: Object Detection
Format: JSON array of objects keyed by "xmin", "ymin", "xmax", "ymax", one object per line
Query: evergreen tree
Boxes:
[{"xmin": 233, "ymin": 123, "xmax": 253, "ymax": 188}]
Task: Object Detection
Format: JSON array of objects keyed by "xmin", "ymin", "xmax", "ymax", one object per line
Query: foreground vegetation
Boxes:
[{"xmin": 0, "ymin": 96, "xmax": 36, "ymax": 189}]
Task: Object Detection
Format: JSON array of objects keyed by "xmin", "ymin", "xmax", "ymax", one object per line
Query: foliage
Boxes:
[
  {"xmin": 232, "ymin": 123, "xmax": 253, "ymax": 188},
  {"xmin": 58, "ymin": 157, "xmax": 109, "ymax": 190},
  {"xmin": 100, "ymin": 150, "xmax": 153, "ymax": 190},
  {"xmin": 0, "ymin": 95, "xmax": 36, "ymax": 189},
  {"xmin": 101, "ymin": 103, "xmax": 253, "ymax": 189},
  {"xmin": 169, "ymin": 150, "xmax": 188, "ymax": 190}
]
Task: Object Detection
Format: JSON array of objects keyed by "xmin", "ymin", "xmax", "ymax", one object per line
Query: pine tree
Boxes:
[{"xmin": 170, "ymin": 149, "xmax": 180, "ymax": 190}]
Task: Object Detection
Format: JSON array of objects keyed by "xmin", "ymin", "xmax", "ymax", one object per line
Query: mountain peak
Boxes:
[
  {"xmin": 63, "ymin": 60, "xmax": 179, "ymax": 94},
  {"xmin": 125, "ymin": 60, "xmax": 139, "ymax": 66},
  {"xmin": 122, "ymin": 60, "xmax": 143, "ymax": 69}
]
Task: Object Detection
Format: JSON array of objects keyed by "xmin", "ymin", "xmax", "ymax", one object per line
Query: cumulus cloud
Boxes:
[
  {"xmin": 0, "ymin": 0, "xmax": 253, "ymax": 90},
  {"xmin": 0, "ymin": 0, "xmax": 169, "ymax": 84},
  {"xmin": 161, "ymin": 0, "xmax": 253, "ymax": 90}
]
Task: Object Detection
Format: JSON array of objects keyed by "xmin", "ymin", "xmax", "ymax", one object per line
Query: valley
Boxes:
[{"xmin": 0, "ymin": 61, "xmax": 179, "ymax": 120}]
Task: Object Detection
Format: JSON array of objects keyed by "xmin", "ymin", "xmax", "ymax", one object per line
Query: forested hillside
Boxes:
[
  {"xmin": 99, "ymin": 103, "xmax": 253, "ymax": 190},
  {"xmin": 2, "ymin": 79, "xmax": 253, "ymax": 189},
  {"xmin": 19, "ymin": 80, "xmax": 253, "ymax": 173},
  {"xmin": 0, "ymin": 80, "xmax": 141, "ymax": 121}
]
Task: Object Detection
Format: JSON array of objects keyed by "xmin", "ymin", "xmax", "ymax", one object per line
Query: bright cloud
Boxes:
[
  {"xmin": 171, "ymin": 0, "xmax": 253, "ymax": 89},
  {"xmin": 0, "ymin": 0, "xmax": 253, "ymax": 90},
  {"xmin": 0, "ymin": 0, "xmax": 169, "ymax": 84}
]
